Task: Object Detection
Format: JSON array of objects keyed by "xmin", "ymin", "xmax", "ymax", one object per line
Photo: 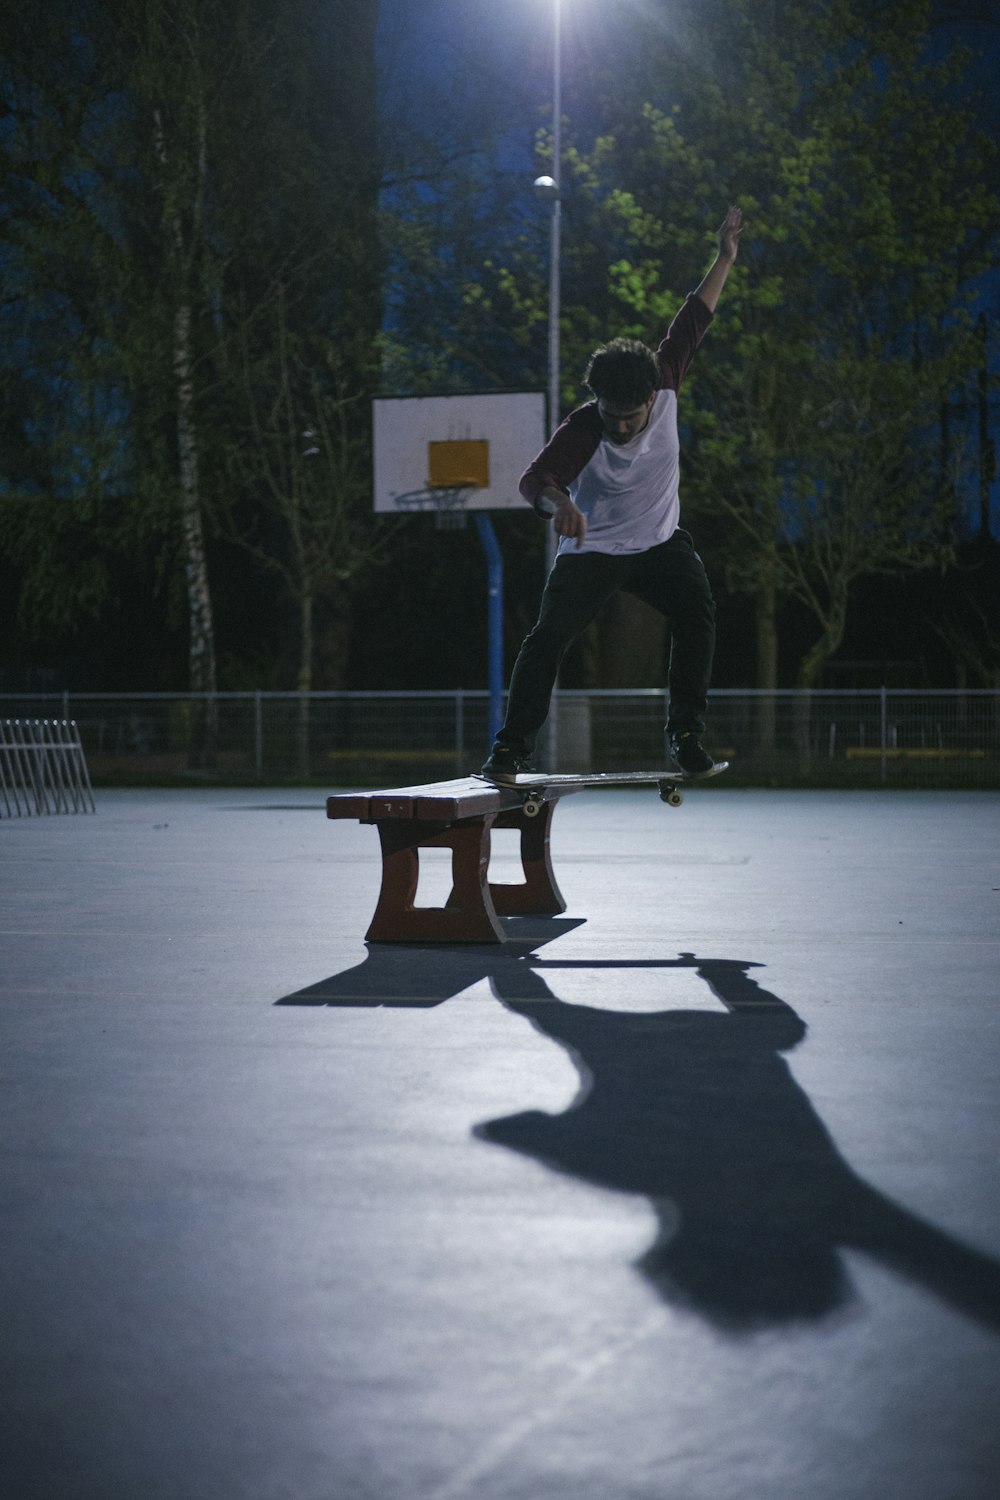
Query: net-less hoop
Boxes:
[{"xmin": 391, "ymin": 484, "xmax": 474, "ymax": 531}]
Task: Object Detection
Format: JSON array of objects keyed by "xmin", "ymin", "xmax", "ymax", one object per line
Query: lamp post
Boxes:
[
  {"xmin": 533, "ymin": 0, "xmax": 562, "ymax": 767},
  {"xmin": 533, "ymin": 0, "xmax": 562, "ymax": 527}
]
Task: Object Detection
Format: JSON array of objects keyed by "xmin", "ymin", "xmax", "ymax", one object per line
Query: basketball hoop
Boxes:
[
  {"xmin": 428, "ymin": 482, "xmax": 472, "ymax": 531},
  {"xmin": 372, "ymin": 394, "xmax": 545, "ymax": 751},
  {"xmin": 391, "ymin": 484, "xmax": 473, "ymax": 530}
]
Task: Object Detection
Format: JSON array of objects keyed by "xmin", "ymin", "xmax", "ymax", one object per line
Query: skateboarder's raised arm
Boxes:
[
  {"xmin": 655, "ymin": 294, "xmax": 714, "ymax": 393},
  {"xmin": 692, "ymin": 205, "xmax": 744, "ymax": 315},
  {"xmin": 656, "ymin": 206, "xmax": 743, "ymax": 388}
]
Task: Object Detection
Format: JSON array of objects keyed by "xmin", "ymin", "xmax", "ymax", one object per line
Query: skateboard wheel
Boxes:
[
  {"xmin": 522, "ymin": 796, "xmax": 543, "ymax": 818},
  {"xmin": 658, "ymin": 785, "xmax": 684, "ymax": 807}
]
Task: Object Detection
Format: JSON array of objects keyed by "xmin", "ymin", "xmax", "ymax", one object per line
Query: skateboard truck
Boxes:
[
  {"xmin": 521, "ymin": 779, "xmax": 682, "ymax": 816},
  {"xmin": 496, "ymin": 762, "xmax": 729, "ymax": 817}
]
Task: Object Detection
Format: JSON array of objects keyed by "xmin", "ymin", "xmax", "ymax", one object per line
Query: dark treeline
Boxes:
[{"xmin": 2, "ymin": 0, "xmax": 998, "ymax": 702}]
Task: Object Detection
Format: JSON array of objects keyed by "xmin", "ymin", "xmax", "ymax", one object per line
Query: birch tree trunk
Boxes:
[
  {"xmin": 754, "ymin": 550, "xmax": 779, "ymax": 760},
  {"xmin": 174, "ymin": 299, "xmax": 217, "ymax": 767},
  {"xmin": 154, "ymin": 74, "xmax": 218, "ymax": 768},
  {"xmin": 296, "ymin": 588, "xmax": 314, "ymax": 779},
  {"xmin": 794, "ymin": 591, "xmax": 848, "ymax": 773}
]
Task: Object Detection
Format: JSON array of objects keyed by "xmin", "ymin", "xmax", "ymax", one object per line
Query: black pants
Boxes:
[{"xmin": 497, "ymin": 530, "xmax": 716, "ymax": 756}]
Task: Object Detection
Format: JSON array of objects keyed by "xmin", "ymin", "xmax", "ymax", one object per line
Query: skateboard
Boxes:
[{"xmin": 478, "ymin": 761, "xmax": 728, "ymax": 817}]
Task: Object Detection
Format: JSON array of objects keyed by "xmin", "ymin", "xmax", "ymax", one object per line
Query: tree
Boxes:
[
  {"xmin": 216, "ymin": 284, "xmax": 387, "ymax": 770},
  {"xmin": 0, "ymin": 0, "xmax": 227, "ymax": 738},
  {"xmin": 565, "ymin": 0, "xmax": 998, "ymax": 701},
  {"xmin": 1, "ymin": 0, "xmax": 383, "ymax": 725},
  {"xmin": 0, "ymin": 4, "xmax": 149, "ymax": 664},
  {"xmin": 205, "ymin": 0, "xmax": 382, "ymax": 716},
  {"xmin": 119, "ymin": 0, "xmax": 223, "ymax": 758}
]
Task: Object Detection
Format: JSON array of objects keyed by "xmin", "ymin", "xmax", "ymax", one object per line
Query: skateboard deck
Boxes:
[{"xmin": 477, "ymin": 761, "xmax": 728, "ymax": 815}]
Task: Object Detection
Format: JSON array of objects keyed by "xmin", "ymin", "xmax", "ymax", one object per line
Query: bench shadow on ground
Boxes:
[{"xmin": 276, "ymin": 919, "xmax": 1000, "ymax": 1335}]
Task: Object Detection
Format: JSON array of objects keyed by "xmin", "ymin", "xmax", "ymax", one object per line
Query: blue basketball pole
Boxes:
[{"xmin": 474, "ymin": 515, "xmax": 505, "ymax": 746}]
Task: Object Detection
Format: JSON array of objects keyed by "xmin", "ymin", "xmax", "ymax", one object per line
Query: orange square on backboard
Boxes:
[{"xmin": 427, "ymin": 439, "xmax": 489, "ymax": 489}]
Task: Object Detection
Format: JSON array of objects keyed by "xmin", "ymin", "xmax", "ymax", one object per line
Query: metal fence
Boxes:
[{"xmin": 0, "ymin": 689, "xmax": 997, "ymax": 789}]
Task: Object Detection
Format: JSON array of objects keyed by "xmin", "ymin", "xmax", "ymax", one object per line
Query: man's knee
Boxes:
[
  {"xmin": 524, "ymin": 614, "xmax": 577, "ymax": 660},
  {"xmin": 678, "ymin": 553, "xmax": 716, "ymax": 620}
]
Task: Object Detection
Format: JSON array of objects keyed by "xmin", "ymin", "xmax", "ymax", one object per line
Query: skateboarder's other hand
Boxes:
[{"xmin": 552, "ymin": 494, "xmax": 587, "ymax": 548}]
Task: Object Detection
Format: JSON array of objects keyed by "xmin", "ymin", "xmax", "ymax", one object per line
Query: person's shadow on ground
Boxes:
[{"xmin": 278, "ymin": 934, "xmax": 1000, "ymax": 1333}]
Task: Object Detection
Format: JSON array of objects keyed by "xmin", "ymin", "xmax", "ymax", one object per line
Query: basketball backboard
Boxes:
[{"xmin": 372, "ymin": 392, "xmax": 546, "ymax": 514}]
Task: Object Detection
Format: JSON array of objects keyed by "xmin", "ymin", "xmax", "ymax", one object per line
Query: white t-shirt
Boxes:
[{"xmin": 558, "ymin": 389, "xmax": 680, "ymax": 557}]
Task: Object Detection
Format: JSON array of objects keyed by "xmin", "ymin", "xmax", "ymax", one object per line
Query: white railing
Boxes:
[{"xmin": 0, "ymin": 719, "xmax": 96, "ymax": 817}]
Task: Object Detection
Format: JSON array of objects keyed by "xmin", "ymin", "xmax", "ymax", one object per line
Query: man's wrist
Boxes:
[{"xmin": 538, "ymin": 486, "xmax": 570, "ymax": 517}]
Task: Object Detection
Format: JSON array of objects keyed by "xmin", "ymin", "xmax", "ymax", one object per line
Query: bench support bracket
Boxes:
[{"xmin": 366, "ymin": 801, "xmax": 566, "ymax": 944}]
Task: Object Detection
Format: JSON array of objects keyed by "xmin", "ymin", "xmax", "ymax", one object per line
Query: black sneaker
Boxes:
[
  {"xmin": 480, "ymin": 747, "xmax": 534, "ymax": 784},
  {"xmin": 668, "ymin": 731, "xmax": 714, "ymax": 776}
]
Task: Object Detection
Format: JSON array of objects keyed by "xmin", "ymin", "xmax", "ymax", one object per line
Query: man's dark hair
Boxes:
[{"xmin": 584, "ymin": 338, "xmax": 659, "ymax": 409}]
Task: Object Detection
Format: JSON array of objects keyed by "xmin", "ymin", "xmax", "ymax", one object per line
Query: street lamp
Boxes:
[
  {"xmin": 533, "ymin": 0, "xmax": 562, "ymax": 766},
  {"xmin": 532, "ymin": 168, "xmax": 560, "ymax": 577},
  {"xmin": 533, "ymin": 0, "xmax": 562, "ymax": 473}
]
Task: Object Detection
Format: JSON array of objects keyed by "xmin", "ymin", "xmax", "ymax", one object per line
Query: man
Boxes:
[{"xmin": 482, "ymin": 204, "xmax": 744, "ymax": 783}]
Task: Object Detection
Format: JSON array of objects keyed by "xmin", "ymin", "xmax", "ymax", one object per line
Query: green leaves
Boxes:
[{"xmin": 564, "ymin": 0, "xmax": 997, "ymax": 684}]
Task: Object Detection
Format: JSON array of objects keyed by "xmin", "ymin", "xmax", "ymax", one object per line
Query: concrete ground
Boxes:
[{"xmin": 1, "ymin": 787, "xmax": 999, "ymax": 1500}]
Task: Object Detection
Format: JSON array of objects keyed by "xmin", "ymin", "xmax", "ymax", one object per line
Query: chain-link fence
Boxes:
[{"xmin": 1, "ymin": 689, "xmax": 997, "ymax": 788}]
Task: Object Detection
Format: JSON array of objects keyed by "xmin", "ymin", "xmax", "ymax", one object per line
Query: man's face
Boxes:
[{"xmin": 597, "ymin": 394, "xmax": 656, "ymax": 445}]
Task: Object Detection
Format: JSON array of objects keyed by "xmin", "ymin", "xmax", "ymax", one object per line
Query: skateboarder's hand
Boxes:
[
  {"xmin": 716, "ymin": 204, "xmax": 744, "ymax": 263},
  {"xmin": 552, "ymin": 493, "xmax": 587, "ymax": 548}
]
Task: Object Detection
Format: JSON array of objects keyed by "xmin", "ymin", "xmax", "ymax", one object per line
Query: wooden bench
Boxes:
[{"xmin": 326, "ymin": 776, "xmax": 582, "ymax": 943}]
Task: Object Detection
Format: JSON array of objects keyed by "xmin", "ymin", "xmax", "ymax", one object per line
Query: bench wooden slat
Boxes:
[
  {"xmin": 327, "ymin": 776, "xmax": 525, "ymax": 824},
  {"xmin": 325, "ymin": 792, "xmax": 376, "ymax": 819}
]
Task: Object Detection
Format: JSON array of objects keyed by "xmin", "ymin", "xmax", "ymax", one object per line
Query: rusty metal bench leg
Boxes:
[
  {"xmin": 367, "ymin": 816, "xmax": 506, "ymax": 943},
  {"xmin": 488, "ymin": 800, "xmax": 567, "ymax": 916}
]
